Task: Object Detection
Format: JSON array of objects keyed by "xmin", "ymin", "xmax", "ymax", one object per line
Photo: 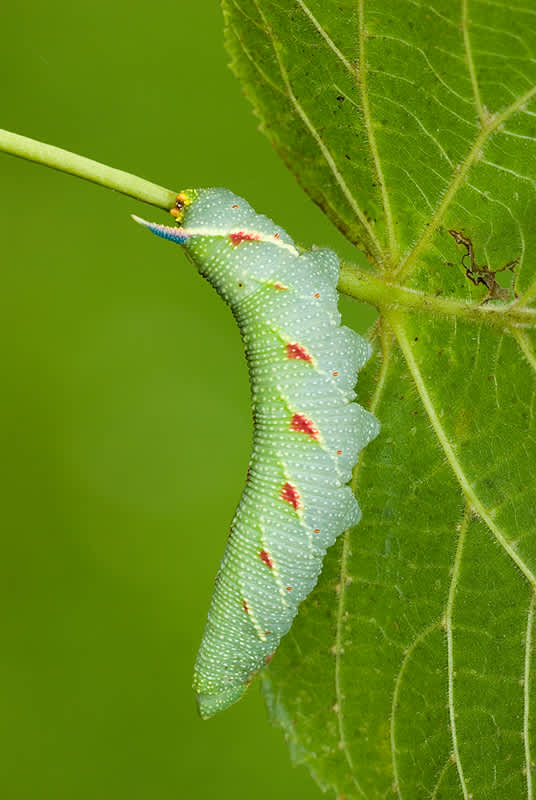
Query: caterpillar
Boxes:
[{"xmin": 133, "ymin": 188, "xmax": 380, "ymax": 719}]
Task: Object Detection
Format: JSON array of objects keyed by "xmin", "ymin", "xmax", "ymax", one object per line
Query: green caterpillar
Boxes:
[{"xmin": 133, "ymin": 188, "xmax": 379, "ymax": 719}]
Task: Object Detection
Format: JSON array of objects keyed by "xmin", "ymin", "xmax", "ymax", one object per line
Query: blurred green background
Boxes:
[{"xmin": 1, "ymin": 2, "xmax": 374, "ymax": 797}]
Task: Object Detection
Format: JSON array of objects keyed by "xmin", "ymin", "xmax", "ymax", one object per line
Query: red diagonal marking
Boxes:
[
  {"xmin": 259, "ymin": 549, "xmax": 273, "ymax": 569},
  {"xmin": 280, "ymin": 481, "xmax": 301, "ymax": 511},
  {"xmin": 290, "ymin": 412, "xmax": 320, "ymax": 441},
  {"xmin": 229, "ymin": 231, "xmax": 261, "ymax": 246},
  {"xmin": 286, "ymin": 342, "xmax": 312, "ymax": 363}
]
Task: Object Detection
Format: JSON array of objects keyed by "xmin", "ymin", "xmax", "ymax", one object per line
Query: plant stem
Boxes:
[
  {"xmin": 338, "ymin": 262, "xmax": 536, "ymax": 328},
  {"xmin": 0, "ymin": 128, "xmax": 177, "ymax": 210}
]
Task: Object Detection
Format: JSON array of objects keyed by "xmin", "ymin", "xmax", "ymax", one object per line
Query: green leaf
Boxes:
[{"xmin": 222, "ymin": 1, "xmax": 536, "ymax": 797}]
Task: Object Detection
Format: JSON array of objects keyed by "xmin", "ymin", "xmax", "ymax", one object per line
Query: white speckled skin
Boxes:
[{"xmin": 134, "ymin": 188, "xmax": 380, "ymax": 718}]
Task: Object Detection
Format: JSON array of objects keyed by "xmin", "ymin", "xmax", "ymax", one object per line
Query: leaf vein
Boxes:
[
  {"xmin": 357, "ymin": 0, "xmax": 398, "ymax": 263},
  {"xmin": 368, "ymin": 91, "xmax": 454, "ymax": 166},
  {"xmin": 227, "ymin": 17, "xmax": 287, "ymax": 97},
  {"xmin": 480, "ymin": 158, "xmax": 536, "ymax": 188},
  {"xmin": 390, "ymin": 620, "xmax": 442, "ymax": 799},
  {"xmin": 375, "ymin": 33, "xmax": 474, "ymax": 107},
  {"xmin": 462, "ymin": 0, "xmax": 486, "ymax": 125},
  {"xmin": 472, "ymin": 0, "xmax": 536, "ymax": 15},
  {"xmin": 525, "ymin": 592, "xmax": 536, "ymax": 800},
  {"xmin": 296, "ymin": 0, "xmax": 356, "ymax": 78},
  {"xmin": 430, "ymin": 757, "xmax": 456, "ymax": 800},
  {"xmin": 511, "ymin": 328, "xmax": 536, "ymax": 376}
]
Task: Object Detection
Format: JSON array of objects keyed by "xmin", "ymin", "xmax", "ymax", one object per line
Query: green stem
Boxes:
[
  {"xmin": 0, "ymin": 128, "xmax": 177, "ymax": 210},
  {"xmin": 338, "ymin": 262, "xmax": 536, "ymax": 328}
]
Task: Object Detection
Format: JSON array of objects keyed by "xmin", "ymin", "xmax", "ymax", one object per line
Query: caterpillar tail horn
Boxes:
[{"xmin": 131, "ymin": 214, "xmax": 190, "ymax": 244}]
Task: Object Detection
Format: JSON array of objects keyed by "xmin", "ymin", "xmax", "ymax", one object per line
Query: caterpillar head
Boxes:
[
  {"xmin": 132, "ymin": 188, "xmax": 293, "ymax": 246},
  {"xmin": 131, "ymin": 188, "xmax": 258, "ymax": 243},
  {"xmin": 130, "ymin": 189, "xmax": 197, "ymax": 245},
  {"xmin": 132, "ymin": 188, "xmax": 297, "ymax": 306}
]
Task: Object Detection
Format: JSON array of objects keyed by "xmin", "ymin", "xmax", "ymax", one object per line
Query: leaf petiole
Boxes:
[{"xmin": 0, "ymin": 128, "xmax": 177, "ymax": 210}]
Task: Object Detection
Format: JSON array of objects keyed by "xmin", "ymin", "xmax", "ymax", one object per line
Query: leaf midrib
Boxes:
[{"xmin": 337, "ymin": 265, "xmax": 536, "ymax": 327}]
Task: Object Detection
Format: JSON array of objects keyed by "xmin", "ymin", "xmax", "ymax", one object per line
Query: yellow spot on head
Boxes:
[{"xmin": 169, "ymin": 189, "xmax": 196, "ymax": 222}]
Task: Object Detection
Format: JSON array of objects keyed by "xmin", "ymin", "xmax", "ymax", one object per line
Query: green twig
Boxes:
[{"xmin": 0, "ymin": 128, "xmax": 177, "ymax": 210}]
